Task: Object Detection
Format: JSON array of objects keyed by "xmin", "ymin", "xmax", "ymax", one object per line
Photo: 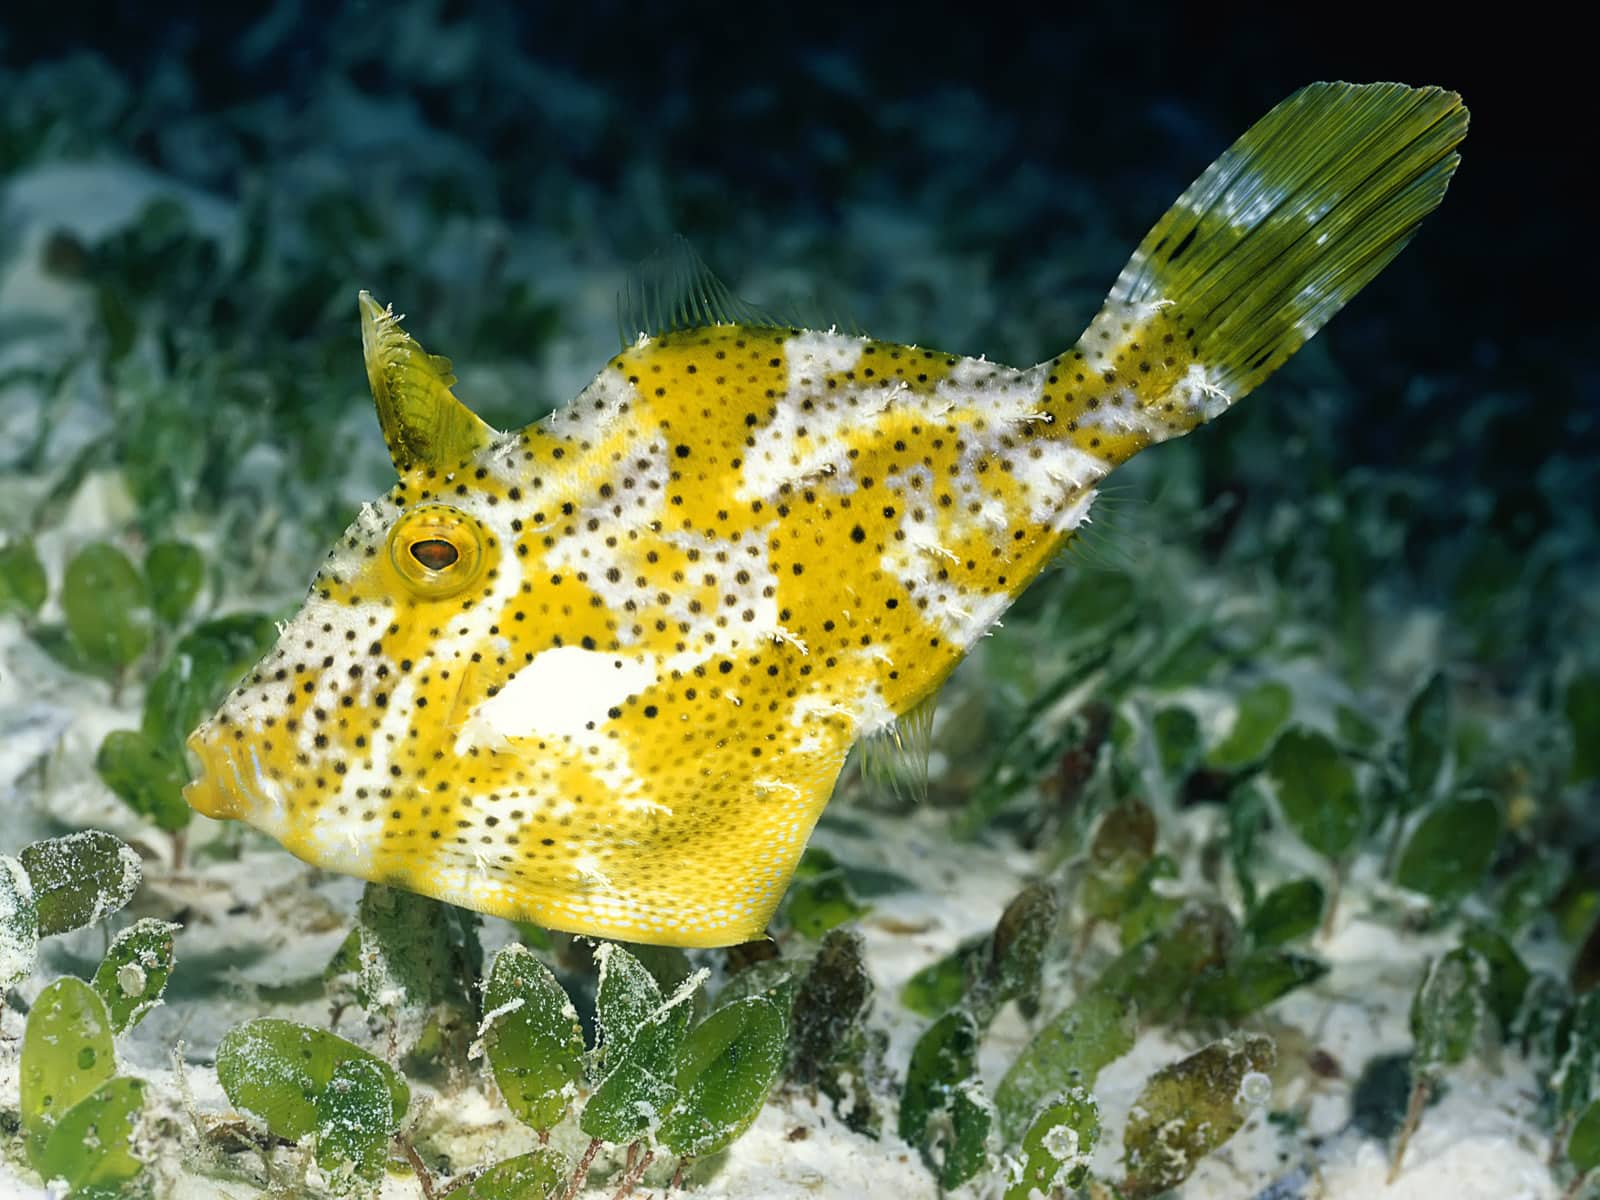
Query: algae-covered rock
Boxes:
[
  {"xmin": 984, "ymin": 880, "xmax": 1058, "ymax": 1019},
  {"xmin": 353, "ymin": 882, "xmax": 481, "ymax": 1059},
  {"xmin": 790, "ymin": 927, "xmax": 880, "ymax": 1134},
  {"xmin": 1080, "ymin": 795, "xmax": 1157, "ymax": 922},
  {"xmin": 791, "ymin": 926, "xmax": 875, "ymax": 1083},
  {"xmin": 1123, "ymin": 1033, "xmax": 1276, "ymax": 1198}
]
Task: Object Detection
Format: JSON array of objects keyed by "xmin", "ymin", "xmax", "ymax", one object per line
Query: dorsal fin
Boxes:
[
  {"xmin": 1046, "ymin": 485, "xmax": 1159, "ymax": 576},
  {"xmin": 359, "ymin": 291, "xmax": 497, "ymax": 473},
  {"xmin": 763, "ymin": 277, "xmax": 869, "ymax": 339},
  {"xmin": 616, "ymin": 237, "xmax": 777, "ymax": 346}
]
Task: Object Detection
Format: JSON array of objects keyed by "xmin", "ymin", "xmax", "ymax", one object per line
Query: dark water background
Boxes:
[{"xmin": 3, "ymin": 3, "xmax": 1592, "ymax": 656}]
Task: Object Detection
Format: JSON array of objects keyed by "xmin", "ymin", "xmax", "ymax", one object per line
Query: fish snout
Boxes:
[{"xmin": 182, "ymin": 724, "xmax": 249, "ymax": 821}]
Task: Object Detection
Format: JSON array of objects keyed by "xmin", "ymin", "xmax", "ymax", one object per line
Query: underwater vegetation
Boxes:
[{"xmin": 3, "ymin": 9, "xmax": 1599, "ymax": 1200}]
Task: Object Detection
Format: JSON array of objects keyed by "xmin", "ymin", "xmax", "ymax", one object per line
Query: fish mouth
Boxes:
[{"xmin": 182, "ymin": 725, "xmax": 255, "ymax": 821}]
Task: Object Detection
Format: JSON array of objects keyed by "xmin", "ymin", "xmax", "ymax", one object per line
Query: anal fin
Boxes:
[{"xmin": 859, "ymin": 689, "xmax": 940, "ymax": 805}]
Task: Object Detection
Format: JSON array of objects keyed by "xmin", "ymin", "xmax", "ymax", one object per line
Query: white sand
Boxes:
[{"xmin": 0, "ymin": 153, "xmax": 1564, "ymax": 1200}]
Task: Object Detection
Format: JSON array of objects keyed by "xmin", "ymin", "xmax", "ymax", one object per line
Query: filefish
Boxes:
[{"xmin": 185, "ymin": 83, "xmax": 1467, "ymax": 946}]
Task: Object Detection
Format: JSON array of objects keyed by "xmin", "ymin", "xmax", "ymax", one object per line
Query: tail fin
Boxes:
[{"xmin": 1044, "ymin": 83, "xmax": 1467, "ymax": 459}]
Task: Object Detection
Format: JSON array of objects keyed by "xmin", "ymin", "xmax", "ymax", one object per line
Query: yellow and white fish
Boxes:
[{"xmin": 184, "ymin": 83, "xmax": 1466, "ymax": 947}]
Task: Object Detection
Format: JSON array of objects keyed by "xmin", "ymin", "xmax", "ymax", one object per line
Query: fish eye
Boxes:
[
  {"xmin": 387, "ymin": 505, "xmax": 491, "ymax": 599},
  {"xmin": 409, "ymin": 539, "xmax": 459, "ymax": 571}
]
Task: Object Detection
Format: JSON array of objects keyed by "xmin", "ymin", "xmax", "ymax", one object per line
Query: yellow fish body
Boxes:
[{"xmin": 185, "ymin": 83, "xmax": 1466, "ymax": 946}]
